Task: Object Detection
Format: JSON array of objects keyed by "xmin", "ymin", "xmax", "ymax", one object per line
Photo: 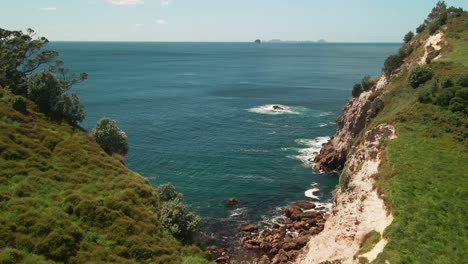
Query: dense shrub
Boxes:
[
  {"xmin": 27, "ymin": 71, "xmax": 84, "ymax": 124},
  {"xmin": 51, "ymin": 92, "xmax": 85, "ymax": 124},
  {"xmin": 428, "ymin": 22, "xmax": 440, "ymax": 35},
  {"xmin": 403, "ymin": 31, "xmax": 414, "ymax": 43},
  {"xmin": 398, "ymin": 45, "xmax": 414, "ymax": 58},
  {"xmin": 439, "ymin": 77, "xmax": 453, "ymax": 88},
  {"xmin": 361, "ymin": 75, "xmax": 374, "ymax": 91},
  {"xmin": 449, "ymin": 88, "xmax": 468, "ymax": 113},
  {"xmin": 367, "ymin": 98, "xmax": 384, "ymax": 121},
  {"xmin": 156, "ymin": 184, "xmax": 201, "ymax": 242},
  {"xmin": 416, "ymin": 23, "xmax": 426, "ymax": 33},
  {"xmin": 383, "ymin": 54, "xmax": 404, "ymax": 77},
  {"xmin": 456, "ymin": 73, "xmax": 468, "ymax": 87},
  {"xmin": 352, "ymin": 83, "xmax": 363, "ymax": 97},
  {"xmin": 0, "ymin": 249, "xmax": 26, "ymax": 264},
  {"xmin": 435, "ymin": 88, "xmax": 455, "ymax": 106},
  {"xmin": 408, "ymin": 66, "xmax": 433, "ymax": 88},
  {"xmin": 418, "ymin": 89, "xmax": 433, "ymax": 104},
  {"xmin": 12, "ymin": 96, "xmax": 27, "ymax": 113},
  {"xmin": 27, "ymin": 71, "xmax": 63, "ymax": 112},
  {"xmin": 92, "ymin": 118, "xmax": 129, "ymax": 156}
]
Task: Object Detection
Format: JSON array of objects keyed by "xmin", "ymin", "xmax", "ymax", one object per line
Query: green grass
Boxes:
[
  {"xmin": 355, "ymin": 230, "xmax": 381, "ymax": 257},
  {"xmin": 442, "ymin": 13, "xmax": 468, "ymax": 67},
  {"xmin": 374, "ymin": 119, "xmax": 468, "ymax": 264},
  {"xmin": 0, "ymin": 88, "xmax": 212, "ymax": 263},
  {"xmin": 366, "ymin": 14, "xmax": 468, "ymax": 263},
  {"xmin": 182, "ymin": 256, "xmax": 214, "ymax": 264}
]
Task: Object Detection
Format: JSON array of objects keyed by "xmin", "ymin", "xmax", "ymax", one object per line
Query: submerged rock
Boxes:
[{"xmin": 226, "ymin": 197, "xmax": 239, "ymax": 205}]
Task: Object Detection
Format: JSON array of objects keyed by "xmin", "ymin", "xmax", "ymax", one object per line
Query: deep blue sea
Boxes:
[{"xmin": 50, "ymin": 42, "xmax": 399, "ymax": 242}]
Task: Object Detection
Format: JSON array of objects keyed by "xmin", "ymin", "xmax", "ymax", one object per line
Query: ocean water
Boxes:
[{"xmin": 50, "ymin": 42, "xmax": 399, "ymax": 241}]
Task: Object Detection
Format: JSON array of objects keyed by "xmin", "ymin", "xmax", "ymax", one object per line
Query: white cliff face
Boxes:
[
  {"xmin": 313, "ymin": 75, "xmax": 387, "ymax": 172},
  {"xmin": 419, "ymin": 32, "xmax": 445, "ymax": 65},
  {"xmin": 298, "ymin": 124, "xmax": 396, "ymax": 264},
  {"xmin": 299, "ymin": 30, "xmax": 446, "ymax": 263}
]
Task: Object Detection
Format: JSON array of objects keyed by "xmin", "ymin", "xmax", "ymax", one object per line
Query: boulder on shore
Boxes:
[
  {"xmin": 284, "ymin": 205, "xmax": 302, "ymax": 218},
  {"xmin": 240, "ymin": 201, "xmax": 328, "ymax": 263},
  {"xmin": 294, "ymin": 201, "xmax": 316, "ymax": 210},
  {"xmin": 239, "ymin": 224, "xmax": 258, "ymax": 232}
]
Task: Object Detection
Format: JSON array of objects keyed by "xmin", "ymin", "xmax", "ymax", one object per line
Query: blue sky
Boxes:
[{"xmin": 1, "ymin": 0, "xmax": 467, "ymax": 42}]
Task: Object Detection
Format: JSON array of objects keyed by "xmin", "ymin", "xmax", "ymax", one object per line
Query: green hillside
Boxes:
[
  {"xmin": 364, "ymin": 9, "xmax": 468, "ymax": 264},
  {"xmin": 0, "ymin": 88, "xmax": 211, "ymax": 263}
]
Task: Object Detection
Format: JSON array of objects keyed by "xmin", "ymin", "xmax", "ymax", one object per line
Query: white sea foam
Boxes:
[
  {"xmin": 247, "ymin": 104, "xmax": 301, "ymax": 115},
  {"xmin": 319, "ymin": 111, "xmax": 333, "ymax": 117},
  {"xmin": 314, "ymin": 201, "xmax": 333, "ymax": 211},
  {"xmin": 240, "ymin": 148, "xmax": 270, "ymax": 153},
  {"xmin": 238, "ymin": 174, "xmax": 274, "ymax": 182},
  {"xmin": 229, "ymin": 207, "xmax": 247, "ymax": 217},
  {"xmin": 318, "ymin": 121, "xmax": 335, "ymax": 128},
  {"xmin": 305, "ymin": 187, "xmax": 320, "ymax": 200},
  {"xmin": 259, "ymin": 207, "xmax": 287, "ymax": 227},
  {"xmin": 304, "ymin": 183, "xmax": 333, "ymax": 210},
  {"xmin": 289, "ymin": 136, "xmax": 330, "ymax": 167}
]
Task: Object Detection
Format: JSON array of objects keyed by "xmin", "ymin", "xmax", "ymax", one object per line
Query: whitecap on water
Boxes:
[
  {"xmin": 286, "ymin": 136, "xmax": 330, "ymax": 167},
  {"xmin": 304, "ymin": 187, "xmax": 320, "ymax": 200},
  {"xmin": 318, "ymin": 121, "xmax": 335, "ymax": 128},
  {"xmin": 247, "ymin": 104, "xmax": 301, "ymax": 115},
  {"xmin": 304, "ymin": 183, "xmax": 333, "ymax": 210},
  {"xmin": 229, "ymin": 207, "xmax": 247, "ymax": 218},
  {"xmin": 237, "ymin": 174, "xmax": 274, "ymax": 183},
  {"xmin": 239, "ymin": 148, "xmax": 270, "ymax": 153}
]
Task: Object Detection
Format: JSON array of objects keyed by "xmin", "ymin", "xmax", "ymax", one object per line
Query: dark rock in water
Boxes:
[
  {"xmin": 226, "ymin": 197, "xmax": 239, "ymax": 205},
  {"xmin": 272, "ymin": 105, "xmax": 284, "ymax": 110},
  {"xmin": 239, "ymin": 224, "xmax": 258, "ymax": 232},
  {"xmin": 254, "ymin": 39, "xmax": 261, "ymax": 44},
  {"xmin": 294, "ymin": 201, "xmax": 316, "ymax": 210}
]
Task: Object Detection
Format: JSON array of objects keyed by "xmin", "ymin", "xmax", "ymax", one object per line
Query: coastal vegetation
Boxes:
[
  {"xmin": 0, "ymin": 27, "xmax": 208, "ymax": 263},
  {"xmin": 355, "ymin": 230, "xmax": 381, "ymax": 259},
  {"xmin": 364, "ymin": 3, "xmax": 468, "ymax": 263},
  {"xmin": 314, "ymin": 3, "xmax": 468, "ymax": 263},
  {"xmin": 93, "ymin": 118, "xmax": 129, "ymax": 156},
  {"xmin": 407, "ymin": 65, "xmax": 433, "ymax": 88},
  {"xmin": 352, "ymin": 75, "xmax": 375, "ymax": 97}
]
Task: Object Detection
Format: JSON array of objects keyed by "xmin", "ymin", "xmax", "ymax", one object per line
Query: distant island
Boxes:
[
  {"xmin": 266, "ymin": 39, "xmax": 328, "ymax": 43},
  {"xmin": 254, "ymin": 39, "xmax": 261, "ymax": 44}
]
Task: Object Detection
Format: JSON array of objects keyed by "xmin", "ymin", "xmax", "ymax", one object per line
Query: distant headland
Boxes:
[{"xmin": 255, "ymin": 39, "xmax": 328, "ymax": 43}]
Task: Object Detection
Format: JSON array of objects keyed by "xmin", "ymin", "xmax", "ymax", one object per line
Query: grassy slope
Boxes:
[
  {"xmin": 368, "ymin": 14, "xmax": 468, "ymax": 264},
  {"xmin": 0, "ymin": 90, "xmax": 187, "ymax": 263}
]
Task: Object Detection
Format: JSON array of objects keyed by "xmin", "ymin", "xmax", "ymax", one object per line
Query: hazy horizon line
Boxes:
[{"xmin": 50, "ymin": 40, "xmax": 403, "ymax": 44}]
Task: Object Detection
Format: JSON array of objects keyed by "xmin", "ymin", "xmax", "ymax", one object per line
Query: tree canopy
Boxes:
[{"xmin": 1, "ymin": 28, "xmax": 87, "ymax": 124}]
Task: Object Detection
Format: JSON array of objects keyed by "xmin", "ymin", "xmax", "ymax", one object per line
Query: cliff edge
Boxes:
[{"xmin": 300, "ymin": 5, "xmax": 468, "ymax": 264}]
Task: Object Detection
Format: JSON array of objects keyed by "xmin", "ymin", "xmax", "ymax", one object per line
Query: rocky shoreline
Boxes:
[
  {"xmin": 204, "ymin": 200, "xmax": 328, "ymax": 263},
  {"xmin": 238, "ymin": 201, "xmax": 327, "ymax": 263}
]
